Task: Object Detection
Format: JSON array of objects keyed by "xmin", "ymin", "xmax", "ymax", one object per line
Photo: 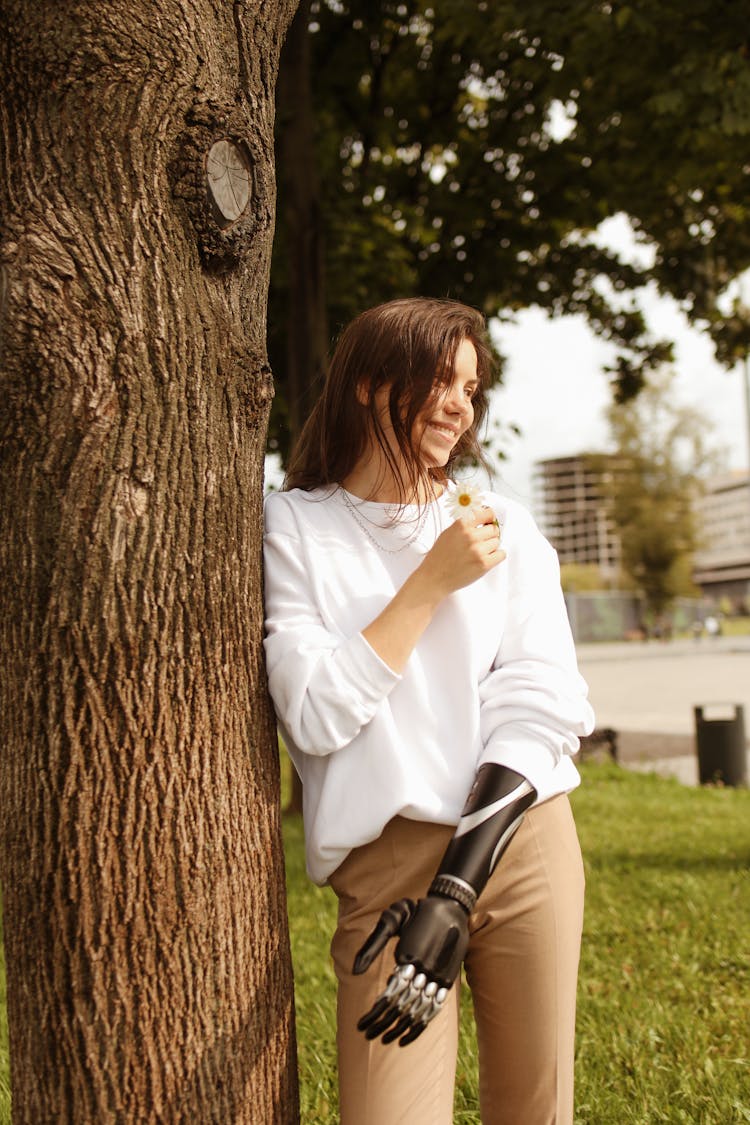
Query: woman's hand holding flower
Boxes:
[
  {"xmin": 360, "ymin": 489, "xmax": 504, "ymax": 674},
  {"xmin": 418, "ymin": 504, "xmax": 504, "ymax": 598}
]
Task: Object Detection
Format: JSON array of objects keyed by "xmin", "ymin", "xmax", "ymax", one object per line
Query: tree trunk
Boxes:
[
  {"xmin": 0, "ymin": 2, "xmax": 300, "ymax": 1122},
  {"xmin": 275, "ymin": 0, "xmax": 328, "ymax": 816}
]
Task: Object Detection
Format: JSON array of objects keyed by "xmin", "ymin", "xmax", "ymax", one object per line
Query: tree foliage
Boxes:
[
  {"xmin": 600, "ymin": 370, "xmax": 716, "ymax": 616},
  {"xmin": 269, "ymin": 0, "xmax": 750, "ymax": 462},
  {"xmin": 532, "ymin": 0, "xmax": 750, "ymax": 372},
  {"xmin": 559, "ymin": 563, "xmax": 609, "ymax": 594}
]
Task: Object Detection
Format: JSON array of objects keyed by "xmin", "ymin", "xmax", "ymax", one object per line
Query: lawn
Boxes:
[{"xmin": 0, "ymin": 762, "xmax": 748, "ymax": 1123}]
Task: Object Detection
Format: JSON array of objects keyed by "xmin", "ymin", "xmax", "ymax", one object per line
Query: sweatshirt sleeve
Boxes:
[
  {"xmin": 263, "ymin": 496, "xmax": 401, "ymax": 756},
  {"xmin": 477, "ymin": 504, "xmax": 595, "ymax": 800}
]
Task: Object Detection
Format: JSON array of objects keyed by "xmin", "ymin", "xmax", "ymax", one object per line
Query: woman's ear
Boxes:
[{"xmin": 355, "ymin": 379, "xmax": 370, "ymax": 406}]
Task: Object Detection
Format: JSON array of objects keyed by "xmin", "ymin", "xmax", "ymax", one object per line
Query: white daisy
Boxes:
[{"xmin": 447, "ymin": 482, "xmax": 485, "ymax": 523}]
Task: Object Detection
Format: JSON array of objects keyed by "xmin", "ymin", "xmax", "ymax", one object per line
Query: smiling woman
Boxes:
[{"xmin": 263, "ymin": 297, "xmax": 594, "ymax": 1125}]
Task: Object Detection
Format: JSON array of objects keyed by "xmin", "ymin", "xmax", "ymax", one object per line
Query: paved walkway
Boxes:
[{"xmin": 575, "ymin": 636, "xmax": 750, "ymax": 785}]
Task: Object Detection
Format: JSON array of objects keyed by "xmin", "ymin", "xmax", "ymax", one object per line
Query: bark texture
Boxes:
[{"xmin": 0, "ymin": 1, "xmax": 299, "ymax": 1121}]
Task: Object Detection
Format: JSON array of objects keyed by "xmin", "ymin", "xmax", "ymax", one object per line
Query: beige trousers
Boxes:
[{"xmin": 329, "ymin": 794, "xmax": 585, "ymax": 1125}]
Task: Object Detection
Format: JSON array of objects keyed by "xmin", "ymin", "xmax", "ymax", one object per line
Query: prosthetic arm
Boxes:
[{"xmin": 352, "ymin": 763, "xmax": 537, "ymax": 1047}]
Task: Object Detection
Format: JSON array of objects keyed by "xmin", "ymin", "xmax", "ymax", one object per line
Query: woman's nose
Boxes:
[{"xmin": 445, "ymin": 385, "xmax": 470, "ymax": 415}]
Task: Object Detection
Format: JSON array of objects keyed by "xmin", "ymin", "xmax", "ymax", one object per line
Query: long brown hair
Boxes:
[{"xmin": 284, "ymin": 297, "xmax": 493, "ymax": 499}]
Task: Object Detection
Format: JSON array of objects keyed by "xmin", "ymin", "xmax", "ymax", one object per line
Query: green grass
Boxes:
[
  {"xmin": 1, "ymin": 763, "xmax": 748, "ymax": 1123},
  {"xmin": 572, "ymin": 765, "xmax": 749, "ymax": 1124},
  {"xmin": 719, "ymin": 616, "xmax": 750, "ymax": 637}
]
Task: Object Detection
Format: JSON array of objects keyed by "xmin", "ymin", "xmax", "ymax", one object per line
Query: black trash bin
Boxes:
[{"xmin": 693, "ymin": 704, "xmax": 748, "ymax": 786}]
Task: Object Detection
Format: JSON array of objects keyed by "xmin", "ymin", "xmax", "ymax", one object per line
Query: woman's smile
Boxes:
[{"xmin": 426, "ymin": 421, "xmax": 460, "ymax": 443}]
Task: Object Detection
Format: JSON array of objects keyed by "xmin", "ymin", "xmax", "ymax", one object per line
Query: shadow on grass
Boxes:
[{"xmin": 587, "ymin": 851, "xmax": 749, "ymax": 873}]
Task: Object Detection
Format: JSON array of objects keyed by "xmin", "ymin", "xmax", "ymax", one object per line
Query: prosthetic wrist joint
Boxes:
[{"xmin": 428, "ymin": 763, "xmax": 537, "ymax": 912}]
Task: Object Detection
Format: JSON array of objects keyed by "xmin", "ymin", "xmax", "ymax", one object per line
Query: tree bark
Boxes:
[{"xmin": 0, "ymin": 2, "xmax": 299, "ymax": 1122}]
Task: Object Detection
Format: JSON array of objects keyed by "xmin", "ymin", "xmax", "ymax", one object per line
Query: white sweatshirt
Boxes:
[{"xmin": 263, "ymin": 483, "xmax": 595, "ymax": 884}]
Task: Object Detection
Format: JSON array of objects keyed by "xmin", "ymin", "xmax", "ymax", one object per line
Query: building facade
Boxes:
[
  {"xmin": 692, "ymin": 471, "xmax": 750, "ymax": 609},
  {"xmin": 534, "ymin": 453, "xmax": 622, "ymax": 580}
]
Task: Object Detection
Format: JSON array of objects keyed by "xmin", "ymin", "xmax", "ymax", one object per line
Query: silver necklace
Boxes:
[{"xmin": 338, "ymin": 487, "xmax": 432, "ymax": 554}]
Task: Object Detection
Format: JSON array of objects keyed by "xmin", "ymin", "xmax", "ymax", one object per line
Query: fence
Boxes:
[{"xmin": 564, "ymin": 591, "xmax": 711, "ymax": 644}]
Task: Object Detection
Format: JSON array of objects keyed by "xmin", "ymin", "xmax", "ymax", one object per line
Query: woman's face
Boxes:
[
  {"xmin": 366, "ymin": 336, "xmax": 479, "ymax": 484},
  {"xmin": 411, "ymin": 337, "xmax": 478, "ymax": 468}
]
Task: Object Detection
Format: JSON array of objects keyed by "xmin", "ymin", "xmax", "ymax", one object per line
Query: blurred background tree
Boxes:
[
  {"xmin": 269, "ymin": 0, "xmax": 750, "ymax": 466},
  {"xmin": 559, "ymin": 564, "xmax": 609, "ymax": 593},
  {"xmin": 600, "ymin": 369, "xmax": 716, "ymax": 618}
]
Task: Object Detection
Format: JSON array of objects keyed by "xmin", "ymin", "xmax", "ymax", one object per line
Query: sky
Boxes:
[{"xmin": 485, "ymin": 219, "xmax": 750, "ymax": 517}]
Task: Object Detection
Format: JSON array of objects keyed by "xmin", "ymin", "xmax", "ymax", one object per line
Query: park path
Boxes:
[{"xmin": 575, "ymin": 636, "xmax": 750, "ymax": 784}]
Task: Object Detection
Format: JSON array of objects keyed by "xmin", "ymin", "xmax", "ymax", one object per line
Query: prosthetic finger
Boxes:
[
  {"xmin": 357, "ymin": 962, "xmax": 417, "ymax": 1032},
  {"xmin": 398, "ymin": 1020, "xmax": 427, "ymax": 1046},
  {"xmin": 377, "ymin": 968, "xmax": 430, "ymax": 1038},
  {"xmin": 382, "ymin": 978, "xmax": 446, "ymax": 1047},
  {"xmin": 360, "ymin": 963, "xmax": 449, "ymax": 1045},
  {"xmin": 352, "ymin": 898, "xmax": 414, "ymax": 975}
]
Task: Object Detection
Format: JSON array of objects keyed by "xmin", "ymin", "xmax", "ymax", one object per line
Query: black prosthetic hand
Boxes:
[
  {"xmin": 353, "ymin": 764, "xmax": 537, "ymax": 1047},
  {"xmin": 352, "ymin": 895, "xmax": 469, "ymax": 1046}
]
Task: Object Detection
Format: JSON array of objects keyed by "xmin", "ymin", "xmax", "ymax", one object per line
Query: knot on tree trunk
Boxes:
[{"xmin": 170, "ymin": 100, "xmax": 271, "ymax": 274}]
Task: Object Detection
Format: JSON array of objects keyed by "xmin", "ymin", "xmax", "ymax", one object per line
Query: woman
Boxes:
[{"xmin": 263, "ymin": 297, "xmax": 594, "ymax": 1125}]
